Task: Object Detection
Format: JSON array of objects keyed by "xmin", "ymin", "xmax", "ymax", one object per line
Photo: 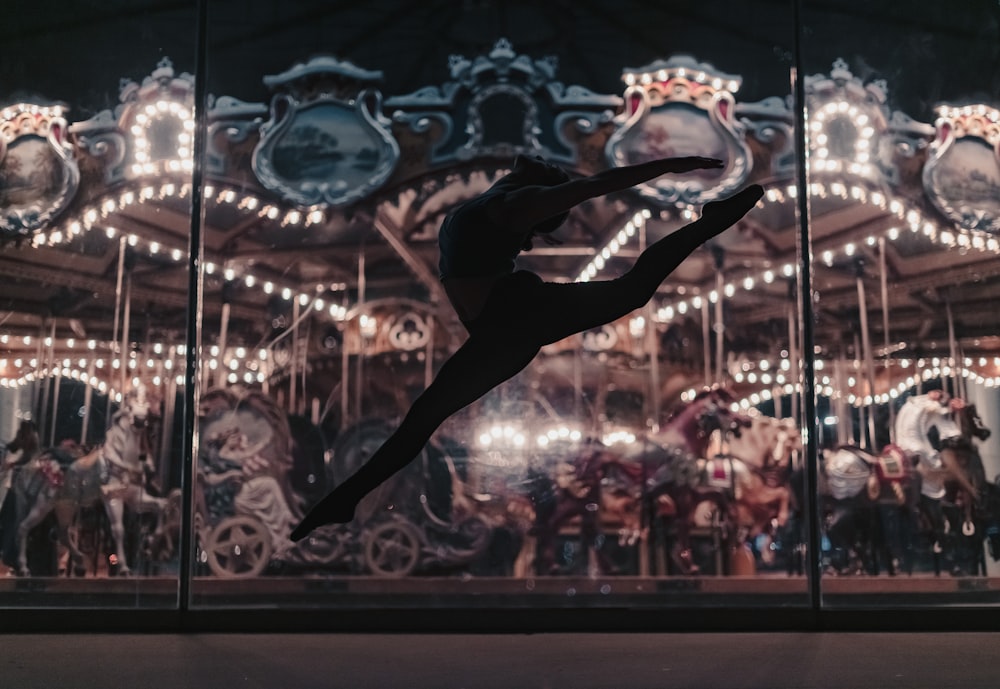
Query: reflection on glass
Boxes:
[
  {"xmin": 192, "ymin": 0, "xmax": 806, "ymax": 608},
  {"xmin": 803, "ymin": 2, "xmax": 1000, "ymax": 602},
  {"xmin": 0, "ymin": 1, "xmax": 196, "ymax": 608}
]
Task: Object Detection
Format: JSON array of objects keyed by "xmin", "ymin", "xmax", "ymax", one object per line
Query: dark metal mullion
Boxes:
[
  {"xmin": 178, "ymin": 0, "xmax": 210, "ymax": 615},
  {"xmin": 792, "ymin": 0, "xmax": 823, "ymax": 616}
]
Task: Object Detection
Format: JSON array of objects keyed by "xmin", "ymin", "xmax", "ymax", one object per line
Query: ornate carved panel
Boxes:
[
  {"xmin": 0, "ymin": 103, "xmax": 79, "ymax": 239},
  {"xmin": 606, "ymin": 56, "xmax": 752, "ymax": 206},
  {"xmin": 252, "ymin": 57, "xmax": 399, "ymax": 207},
  {"xmin": 922, "ymin": 105, "xmax": 1000, "ymax": 233},
  {"xmin": 804, "ymin": 59, "xmax": 890, "ymax": 184},
  {"xmin": 116, "ymin": 58, "xmax": 197, "ymax": 179},
  {"xmin": 387, "ymin": 38, "xmax": 621, "ymax": 165}
]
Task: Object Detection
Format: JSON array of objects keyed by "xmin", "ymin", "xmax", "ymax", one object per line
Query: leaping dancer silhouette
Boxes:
[{"xmin": 291, "ymin": 154, "xmax": 763, "ymax": 541}]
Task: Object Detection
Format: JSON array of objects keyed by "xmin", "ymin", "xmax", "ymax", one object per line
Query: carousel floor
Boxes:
[{"xmin": 2, "ymin": 631, "xmax": 999, "ymax": 688}]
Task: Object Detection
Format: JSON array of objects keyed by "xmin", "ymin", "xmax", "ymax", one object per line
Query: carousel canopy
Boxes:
[{"xmin": 1, "ymin": 2, "xmax": 999, "ymax": 411}]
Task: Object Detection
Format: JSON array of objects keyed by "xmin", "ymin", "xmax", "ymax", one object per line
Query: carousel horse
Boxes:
[
  {"xmin": 13, "ymin": 386, "xmax": 167, "ymax": 576},
  {"xmin": 696, "ymin": 416, "xmax": 801, "ymax": 571},
  {"xmin": 820, "ymin": 396, "xmax": 990, "ymax": 575},
  {"xmin": 631, "ymin": 388, "xmax": 752, "ymax": 574},
  {"xmin": 526, "ymin": 389, "xmax": 747, "ymax": 576},
  {"xmin": 531, "ymin": 440, "xmax": 644, "ymax": 575},
  {"xmin": 934, "ymin": 403, "xmax": 993, "ymax": 575},
  {"xmin": 0, "ymin": 421, "xmax": 42, "ymax": 567},
  {"xmin": 821, "ymin": 443, "xmax": 919, "ymax": 575}
]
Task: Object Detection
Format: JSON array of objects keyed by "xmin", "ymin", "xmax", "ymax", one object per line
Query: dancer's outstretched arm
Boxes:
[{"xmin": 498, "ymin": 156, "xmax": 723, "ymax": 229}]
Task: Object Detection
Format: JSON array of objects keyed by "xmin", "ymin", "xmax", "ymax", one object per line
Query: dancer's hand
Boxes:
[{"xmin": 661, "ymin": 156, "xmax": 724, "ymax": 173}]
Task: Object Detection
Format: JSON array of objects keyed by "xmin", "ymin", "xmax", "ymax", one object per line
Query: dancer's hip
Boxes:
[{"xmin": 463, "ymin": 271, "xmax": 544, "ymax": 335}]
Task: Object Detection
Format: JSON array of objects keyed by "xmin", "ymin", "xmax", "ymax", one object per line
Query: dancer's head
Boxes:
[{"xmin": 510, "ymin": 154, "xmax": 571, "ymax": 186}]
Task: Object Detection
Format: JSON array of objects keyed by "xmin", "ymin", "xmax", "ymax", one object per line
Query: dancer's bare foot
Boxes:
[
  {"xmin": 700, "ymin": 185, "xmax": 764, "ymax": 228},
  {"xmin": 290, "ymin": 488, "xmax": 358, "ymax": 541}
]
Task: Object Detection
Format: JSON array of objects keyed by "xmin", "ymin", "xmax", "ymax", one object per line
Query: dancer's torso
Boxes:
[{"xmin": 439, "ymin": 190, "xmax": 529, "ymax": 325}]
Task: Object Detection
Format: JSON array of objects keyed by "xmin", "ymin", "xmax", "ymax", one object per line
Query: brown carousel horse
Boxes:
[
  {"xmin": 935, "ymin": 403, "xmax": 993, "ymax": 575},
  {"xmin": 696, "ymin": 415, "xmax": 801, "ymax": 572},
  {"xmin": 12, "ymin": 386, "xmax": 167, "ymax": 576},
  {"xmin": 527, "ymin": 389, "xmax": 749, "ymax": 575},
  {"xmin": 627, "ymin": 388, "xmax": 752, "ymax": 574},
  {"xmin": 530, "ymin": 440, "xmax": 645, "ymax": 575}
]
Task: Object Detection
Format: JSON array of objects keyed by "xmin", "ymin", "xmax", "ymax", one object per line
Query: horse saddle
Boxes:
[
  {"xmin": 701, "ymin": 456, "xmax": 736, "ymax": 493},
  {"xmin": 874, "ymin": 445, "xmax": 911, "ymax": 485}
]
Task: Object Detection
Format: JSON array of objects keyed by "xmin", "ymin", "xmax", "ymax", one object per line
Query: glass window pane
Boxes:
[
  {"xmin": 192, "ymin": 1, "xmax": 807, "ymax": 610},
  {"xmin": 0, "ymin": 3, "xmax": 196, "ymax": 606},
  {"xmin": 803, "ymin": 0, "xmax": 1000, "ymax": 603}
]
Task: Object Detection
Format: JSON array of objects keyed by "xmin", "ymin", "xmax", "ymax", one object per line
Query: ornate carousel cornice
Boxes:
[
  {"xmin": 2, "ymin": 51, "xmax": 995, "ymax": 249},
  {"xmin": 0, "ymin": 102, "xmax": 79, "ymax": 238},
  {"xmin": 2, "ymin": 47, "xmax": 1000, "ymax": 405}
]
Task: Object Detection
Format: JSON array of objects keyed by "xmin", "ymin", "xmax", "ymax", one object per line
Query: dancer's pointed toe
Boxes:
[
  {"xmin": 290, "ymin": 490, "xmax": 358, "ymax": 542},
  {"xmin": 290, "ymin": 517, "xmax": 320, "ymax": 543},
  {"xmin": 289, "ymin": 522, "xmax": 311, "ymax": 543},
  {"xmin": 700, "ymin": 185, "xmax": 764, "ymax": 229}
]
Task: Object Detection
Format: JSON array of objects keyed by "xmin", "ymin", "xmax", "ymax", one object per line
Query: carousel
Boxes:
[{"xmin": 2, "ymin": 40, "xmax": 1000, "ymax": 600}]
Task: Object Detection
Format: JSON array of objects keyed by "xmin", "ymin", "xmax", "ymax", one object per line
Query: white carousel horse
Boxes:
[
  {"xmin": 895, "ymin": 393, "xmax": 968, "ymax": 499},
  {"xmin": 14, "ymin": 385, "xmax": 167, "ymax": 576}
]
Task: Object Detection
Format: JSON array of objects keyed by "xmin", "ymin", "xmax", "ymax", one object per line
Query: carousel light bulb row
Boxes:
[
  {"xmin": 0, "ymin": 103, "xmax": 67, "ymax": 128},
  {"xmin": 0, "ymin": 357, "xmax": 271, "ymax": 397},
  {"xmin": 858, "ymin": 366, "xmax": 1000, "ymax": 406},
  {"xmin": 0, "ymin": 365, "xmax": 121, "ymax": 400},
  {"xmin": 129, "ymin": 100, "xmax": 195, "ymax": 176},
  {"xmin": 722, "ymin": 364, "xmax": 1000, "ymax": 413},
  {"xmin": 623, "ymin": 67, "xmax": 740, "ymax": 93},
  {"xmin": 735, "ymin": 354, "xmax": 1000, "ymax": 378},
  {"xmin": 477, "ymin": 423, "xmax": 591, "ymax": 450},
  {"xmin": 936, "ymin": 104, "xmax": 1000, "ymax": 124},
  {"xmin": 0, "ymin": 339, "xmax": 270, "ymax": 384},
  {"xmin": 575, "ymin": 210, "xmax": 650, "ymax": 283},
  {"xmin": 653, "ymin": 181, "xmax": 1000, "ymax": 324},
  {"xmin": 30, "ymin": 184, "xmax": 346, "ymax": 320},
  {"xmin": 808, "ymin": 100, "xmax": 877, "ymax": 176},
  {"xmin": 37, "ymin": 180, "xmax": 329, "ymax": 245}
]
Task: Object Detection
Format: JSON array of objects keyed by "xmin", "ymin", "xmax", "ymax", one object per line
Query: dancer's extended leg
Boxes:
[
  {"xmin": 528, "ymin": 185, "xmax": 763, "ymax": 344},
  {"xmin": 291, "ymin": 335, "xmax": 539, "ymax": 540}
]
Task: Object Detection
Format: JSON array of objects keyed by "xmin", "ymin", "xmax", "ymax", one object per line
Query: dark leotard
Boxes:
[{"xmin": 438, "ymin": 191, "xmax": 527, "ymax": 280}]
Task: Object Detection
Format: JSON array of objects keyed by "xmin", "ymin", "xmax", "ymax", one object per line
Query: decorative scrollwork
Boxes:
[
  {"xmin": 606, "ymin": 55, "xmax": 752, "ymax": 206},
  {"xmin": 206, "ymin": 95, "xmax": 267, "ymax": 176},
  {"xmin": 71, "ymin": 110, "xmax": 127, "ymax": 184},
  {"xmin": 0, "ymin": 103, "xmax": 80, "ymax": 239},
  {"xmin": 922, "ymin": 105, "xmax": 1000, "ymax": 233},
  {"xmin": 252, "ymin": 57, "xmax": 399, "ymax": 206},
  {"xmin": 387, "ymin": 38, "xmax": 621, "ymax": 165},
  {"xmin": 387, "ymin": 312, "xmax": 431, "ymax": 351},
  {"xmin": 582, "ymin": 324, "xmax": 618, "ymax": 352}
]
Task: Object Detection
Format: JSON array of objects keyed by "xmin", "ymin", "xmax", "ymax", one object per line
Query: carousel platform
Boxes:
[
  {"xmin": 2, "ymin": 630, "xmax": 999, "ymax": 688},
  {"xmin": 4, "ymin": 574, "xmax": 1000, "ymax": 608}
]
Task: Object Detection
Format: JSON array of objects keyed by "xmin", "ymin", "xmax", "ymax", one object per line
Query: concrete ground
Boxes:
[{"xmin": 2, "ymin": 632, "xmax": 999, "ymax": 688}]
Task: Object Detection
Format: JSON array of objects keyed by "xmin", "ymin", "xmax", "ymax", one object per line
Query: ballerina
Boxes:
[{"xmin": 291, "ymin": 153, "xmax": 763, "ymax": 541}]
